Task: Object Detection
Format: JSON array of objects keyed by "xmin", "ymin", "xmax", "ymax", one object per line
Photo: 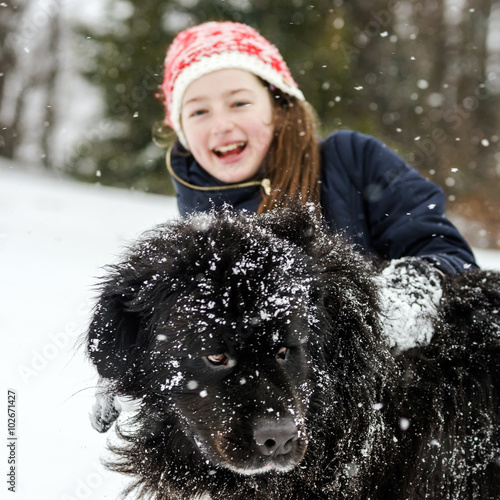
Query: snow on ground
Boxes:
[
  {"xmin": 1, "ymin": 162, "xmax": 499, "ymax": 499},
  {"xmin": 1, "ymin": 164, "xmax": 178, "ymax": 499}
]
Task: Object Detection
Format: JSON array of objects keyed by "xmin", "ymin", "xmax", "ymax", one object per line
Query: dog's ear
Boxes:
[
  {"xmin": 86, "ymin": 223, "xmax": 192, "ymax": 381},
  {"xmin": 87, "ymin": 252, "xmax": 171, "ymax": 380},
  {"xmin": 259, "ymin": 203, "xmax": 322, "ymax": 253},
  {"xmin": 87, "ymin": 268, "xmax": 145, "ymax": 379}
]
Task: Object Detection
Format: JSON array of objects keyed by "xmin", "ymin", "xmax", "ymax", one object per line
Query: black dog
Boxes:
[{"xmin": 87, "ymin": 206, "xmax": 500, "ymax": 499}]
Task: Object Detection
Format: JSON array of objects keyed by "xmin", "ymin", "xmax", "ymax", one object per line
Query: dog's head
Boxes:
[{"xmin": 88, "ymin": 206, "xmax": 381, "ymax": 475}]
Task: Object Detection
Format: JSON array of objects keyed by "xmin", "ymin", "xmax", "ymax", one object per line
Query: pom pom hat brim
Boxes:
[{"xmin": 162, "ymin": 21, "xmax": 305, "ymax": 149}]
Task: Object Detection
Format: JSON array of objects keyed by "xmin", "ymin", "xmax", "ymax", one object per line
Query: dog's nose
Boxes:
[{"xmin": 253, "ymin": 418, "xmax": 298, "ymax": 456}]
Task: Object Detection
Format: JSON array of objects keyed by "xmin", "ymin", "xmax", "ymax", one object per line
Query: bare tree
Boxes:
[
  {"xmin": 0, "ymin": 0, "xmax": 62, "ymax": 166},
  {"xmin": 0, "ymin": 0, "xmax": 27, "ymax": 157},
  {"xmin": 40, "ymin": 7, "xmax": 61, "ymax": 167}
]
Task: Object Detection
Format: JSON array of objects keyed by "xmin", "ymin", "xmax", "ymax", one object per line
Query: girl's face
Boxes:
[{"xmin": 181, "ymin": 69, "xmax": 275, "ymax": 184}]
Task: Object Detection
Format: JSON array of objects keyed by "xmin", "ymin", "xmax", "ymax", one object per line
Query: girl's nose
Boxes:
[{"xmin": 212, "ymin": 110, "xmax": 235, "ymax": 135}]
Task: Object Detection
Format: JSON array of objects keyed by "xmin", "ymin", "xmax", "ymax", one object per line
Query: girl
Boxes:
[{"xmin": 159, "ymin": 21, "xmax": 477, "ymax": 276}]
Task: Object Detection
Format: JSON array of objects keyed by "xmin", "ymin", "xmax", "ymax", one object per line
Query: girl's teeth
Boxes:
[{"xmin": 215, "ymin": 142, "xmax": 245, "ymax": 153}]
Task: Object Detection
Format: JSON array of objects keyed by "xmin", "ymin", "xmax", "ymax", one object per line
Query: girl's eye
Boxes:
[
  {"xmin": 233, "ymin": 101, "xmax": 250, "ymax": 108},
  {"xmin": 190, "ymin": 109, "xmax": 207, "ymax": 117},
  {"xmin": 276, "ymin": 347, "xmax": 288, "ymax": 361},
  {"xmin": 206, "ymin": 353, "xmax": 229, "ymax": 366}
]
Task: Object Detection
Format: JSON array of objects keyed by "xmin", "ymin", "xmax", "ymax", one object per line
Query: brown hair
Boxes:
[{"xmin": 258, "ymin": 87, "xmax": 322, "ymax": 214}]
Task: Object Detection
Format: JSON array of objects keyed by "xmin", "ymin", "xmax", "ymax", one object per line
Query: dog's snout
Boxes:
[{"xmin": 253, "ymin": 418, "xmax": 298, "ymax": 457}]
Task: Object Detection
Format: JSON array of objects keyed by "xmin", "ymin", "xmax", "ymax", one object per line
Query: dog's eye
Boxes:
[
  {"xmin": 206, "ymin": 354, "xmax": 229, "ymax": 366},
  {"xmin": 276, "ymin": 347, "xmax": 288, "ymax": 361}
]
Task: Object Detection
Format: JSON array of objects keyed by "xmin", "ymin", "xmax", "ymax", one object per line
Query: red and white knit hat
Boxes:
[{"xmin": 161, "ymin": 21, "xmax": 304, "ymax": 149}]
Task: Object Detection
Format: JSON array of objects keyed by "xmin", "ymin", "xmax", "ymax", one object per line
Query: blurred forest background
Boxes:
[{"xmin": 1, "ymin": 0, "xmax": 499, "ymax": 247}]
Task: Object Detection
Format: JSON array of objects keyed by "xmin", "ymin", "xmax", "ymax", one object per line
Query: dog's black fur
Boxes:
[{"xmin": 87, "ymin": 206, "xmax": 500, "ymax": 499}]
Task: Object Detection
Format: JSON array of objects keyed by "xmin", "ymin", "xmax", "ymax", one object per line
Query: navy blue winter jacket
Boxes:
[{"xmin": 168, "ymin": 130, "xmax": 478, "ymax": 276}]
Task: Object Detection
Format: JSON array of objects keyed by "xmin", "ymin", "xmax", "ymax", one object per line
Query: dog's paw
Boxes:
[{"xmin": 89, "ymin": 381, "xmax": 121, "ymax": 433}]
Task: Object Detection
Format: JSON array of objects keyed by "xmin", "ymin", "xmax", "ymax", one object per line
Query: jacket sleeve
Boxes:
[{"xmin": 332, "ymin": 131, "xmax": 478, "ymax": 276}]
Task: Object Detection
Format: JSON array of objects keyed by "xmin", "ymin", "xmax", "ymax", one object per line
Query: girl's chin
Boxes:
[
  {"xmin": 210, "ymin": 161, "xmax": 261, "ymax": 184},
  {"xmin": 215, "ymin": 170, "xmax": 256, "ymax": 184}
]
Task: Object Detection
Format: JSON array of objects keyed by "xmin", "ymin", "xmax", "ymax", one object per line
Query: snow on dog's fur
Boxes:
[{"xmin": 86, "ymin": 206, "xmax": 500, "ymax": 499}]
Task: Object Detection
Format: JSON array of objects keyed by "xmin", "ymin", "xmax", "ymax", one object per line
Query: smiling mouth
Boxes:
[{"xmin": 213, "ymin": 142, "xmax": 247, "ymax": 158}]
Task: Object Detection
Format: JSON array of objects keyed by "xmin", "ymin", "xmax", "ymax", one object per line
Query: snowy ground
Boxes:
[
  {"xmin": 1, "ymin": 164, "xmax": 177, "ymax": 499},
  {"xmin": 1, "ymin": 162, "xmax": 499, "ymax": 500}
]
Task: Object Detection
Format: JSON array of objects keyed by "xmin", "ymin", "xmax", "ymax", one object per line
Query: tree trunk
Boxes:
[{"xmin": 41, "ymin": 8, "xmax": 61, "ymax": 168}]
